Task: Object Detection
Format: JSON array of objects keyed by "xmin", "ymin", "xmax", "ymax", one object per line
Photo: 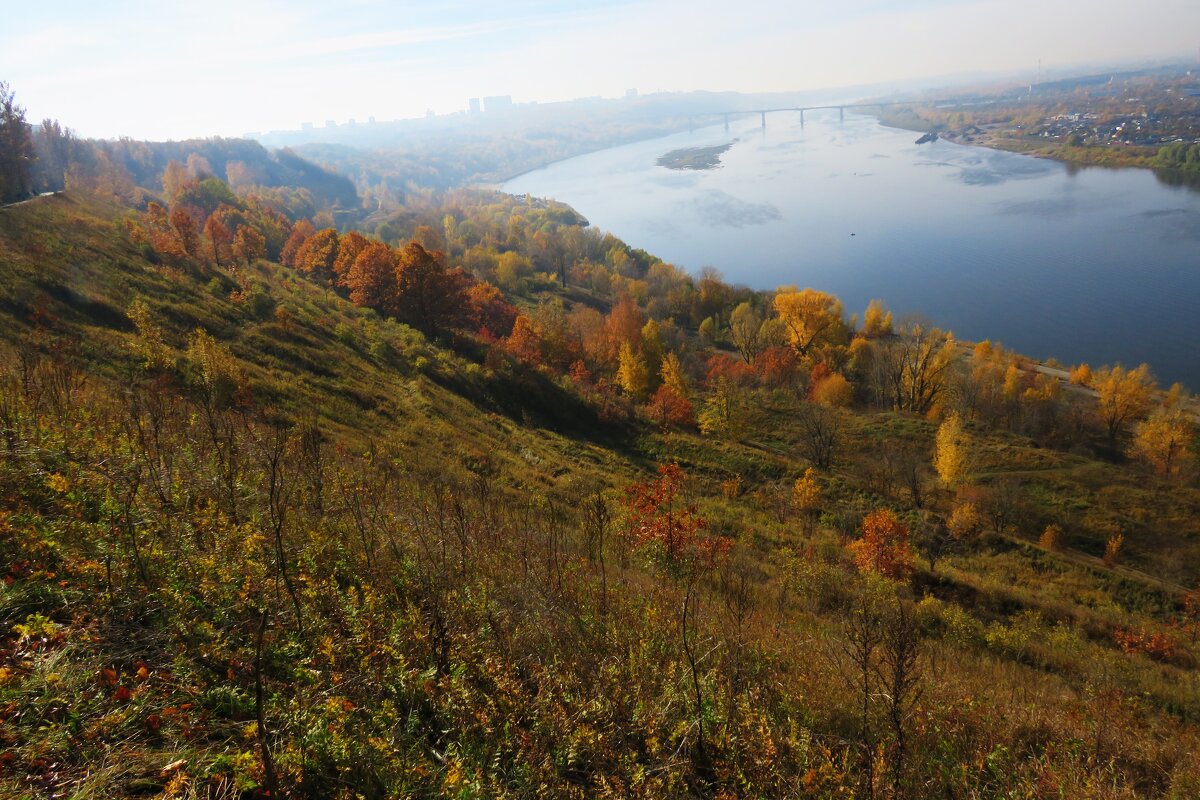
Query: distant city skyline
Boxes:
[{"xmin": 4, "ymin": 0, "xmax": 1199, "ymax": 140}]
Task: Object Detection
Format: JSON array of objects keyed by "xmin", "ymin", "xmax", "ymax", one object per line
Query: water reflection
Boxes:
[
  {"xmin": 506, "ymin": 114, "xmax": 1200, "ymax": 387},
  {"xmin": 1153, "ymin": 168, "xmax": 1200, "ymax": 192}
]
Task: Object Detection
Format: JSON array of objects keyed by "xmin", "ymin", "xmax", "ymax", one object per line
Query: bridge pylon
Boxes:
[{"xmin": 760, "ymin": 111, "xmax": 766, "ymax": 131}]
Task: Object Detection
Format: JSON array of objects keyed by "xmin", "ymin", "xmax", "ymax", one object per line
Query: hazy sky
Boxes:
[{"xmin": 5, "ymin": 0, "xmax": 1198, "ymax": 140}]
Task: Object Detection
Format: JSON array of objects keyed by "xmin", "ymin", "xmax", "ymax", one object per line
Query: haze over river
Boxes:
[{"xmin": 505, "ymin": 112, "xmax": 1200, "ymax": 389}]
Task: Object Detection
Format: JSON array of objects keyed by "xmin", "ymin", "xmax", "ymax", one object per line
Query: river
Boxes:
[{"xmin": 504, "ymin": 112, "xmax": 1200, "ymax": 389}]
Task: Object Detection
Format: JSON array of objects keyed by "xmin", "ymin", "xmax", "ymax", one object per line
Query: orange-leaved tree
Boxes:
[
  {"xmin": 332, "ymin": 230, "xmax": 370, "ymax": 287},
  {"xmin": 621, "ymin": 463, "xmax": 730, "ymax": 766},
  {"xmin": 505, "ymin": 315, "xmax": 543, "ymax": 365},
  {"xmin": 622, "ymin": 463, "xmax": 727, "ymax": 567},
  {"xmin": 850, "ymin": 509, "xmax": 912, "ymax": 579},
  {"xmin": 294, "ymin": 228, "xmax": 340, "ymax": 287},
  {"xmin": 232, "ymin": 225, "xmax": 266, "ymax": 265},
  {"xmin": 346, "ymin": 242, "xmax": 397, "ymax": 312},
  {"xmin": 646, "ymin": 385, "xmax": 694, "ymax": 429},
  {"xmin": 392, "ymin": 241, "xmax": 469, "ymax": 338},
  {"xmin": 280, "ymin": 219, "xmax": 315, "ymax": 267}
]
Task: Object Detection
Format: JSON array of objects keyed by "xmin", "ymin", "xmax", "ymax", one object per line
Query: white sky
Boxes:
[{"xmin": 4, "ymin": 0, "xmax": 1198, "ymax": 140}]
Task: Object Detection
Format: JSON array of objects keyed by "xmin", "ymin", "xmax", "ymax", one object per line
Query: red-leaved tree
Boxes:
[{"xmin": 850, "ymin": 509, "xmax": 912, "ymax": 579}]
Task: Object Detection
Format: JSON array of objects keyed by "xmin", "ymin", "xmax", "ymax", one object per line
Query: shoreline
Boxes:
[{"xmin": 869, "ymin": 108, "xmax": 1170, "ymax": 174}]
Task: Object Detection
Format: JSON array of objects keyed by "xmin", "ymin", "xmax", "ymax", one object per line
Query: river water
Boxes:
[{"xmin": 505, "ymin": 112, "xmax": 1200, "ymax": 389}]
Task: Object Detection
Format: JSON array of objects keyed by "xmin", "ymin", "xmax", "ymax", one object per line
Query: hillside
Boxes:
[{"xmin": 2, "ymin": 189, "xmax": 1200, "ymax": 798}]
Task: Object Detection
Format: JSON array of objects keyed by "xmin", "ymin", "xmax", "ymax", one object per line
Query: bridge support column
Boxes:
[
  {"xmin": 800, "ymin": 109, "xmax": 805, "ymax": 126},
  {"xmin": 839, "ymin": 106, "xmax": 844, "ymax": 122},
  {"xmin": 761, "ymin": 111, "xmax": 766, "ymax": 131}
]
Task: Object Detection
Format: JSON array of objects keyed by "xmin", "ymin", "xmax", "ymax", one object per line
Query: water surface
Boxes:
[{"xmin": 506, "ymin": 113, "xmax": 1200, "ymax": 388}]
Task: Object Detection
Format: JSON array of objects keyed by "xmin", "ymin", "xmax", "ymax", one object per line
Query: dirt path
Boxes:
[{"xmin": 0, "ymin": 191, "xmax": 57, "ymax": 210}]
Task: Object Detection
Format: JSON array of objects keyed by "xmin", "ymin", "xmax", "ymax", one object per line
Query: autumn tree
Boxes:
[
  {"xmin": 705, "ymin": 353, "xmax": 756, "ymax": 388},
  {"xmin": 861, "ymin": 299, "xmax": 894, "ymax": 338},
  {"xmin": 647, "ymin": 352, "xmax": 694, "ymax": 428},
  {"xmin": 811, "ymin": 372, "xmax": 853, "ymax": 407},
  {"xmin": 528, "ymin": 298, "xmax": 581, "ymax": 369},
  {"xmin": 1093, "ymin": 363, "xmax": 1155, "ymax": 439},
  {"xmin": 331, "ymin": 230, "xmax": 369, "ymax": 287},
  {"xmin": 280, "ymin": 219, "xmax": 315, "ymax": 267},
  {"xmin": 623, "ymin": 464, "xmax": 720, "ymax": 565},
  {"xmin": 345, "ymin": 242, "xmax": 397, "ymax": 311},
  {"xmin": 506, "ymin": 315, "xmax": 543, "ymax": 365},
  {"xmin": 793, "ymin": 467, "xmax": 821, "ymax": 536},
  {"xmin": 660, "ymin": 352, "xmax": 690, "ymax": 398},
  {"xmin": 756, "ymin": 346, "xmax": 800, "ymax": 388},
  {"xmin": 392, "ymin": 241, "xmax": 469, "ymax": 338},
  {"xmin": 1103, "ymin": 533, "xmax": 1124, "ymax": 568},
  {"xmin": 934, "ymin": 412, "xmax": 970, "ymax": 490},
  {"xmin": 872, "ymin": 322, "xmax": 956, "ymax": 415},
  {"xmin": 1040, "ymin": 524, "xmax": 1063, "ymax": 551},
  {"xmin": 640, "ymin": 319, "xmax": 664, "ymax": 390},
  {"xmin": 0, "ymin": 81, "xmax": 35, "ymax": 203},
  {"xmin": 232, "ymin": 225, "xmax": 267, "ymax": 265},
  {"xmin": 126, "ymin": 297, "xmax": 174, "ymax": 372},
  {"xmin": 1128, "ymin": 407, "xmax": 1195, "ymax": 479},
  {"xmin": 851, "ymin": 509, "xmax": 913, "ymax": 579},
  {"xmin": 647, "ymin": 385, "xmax": 694, "ymax": 429},
  {"xmin": 621, "ymin": 463, "xmax": 729, "ymax": 765},
  {"xmin": 698, "ymin": 377, "xmax": 748, "ymax": 439},
  {"xmin": 160, "ymin": 159, "xmax": 189, "ymax": 204},
  {"xmin": 170, "ymin": 208, "xmax": 201, "ymax": 259},
  {"xmin": 203, "ymin": 214, "xmax": 232, "ymax": 266},
  {"xmin": 728, "ymin": 302, "xmax": 767, "ymax": 364},
  {"xmin": 617, "ymin": 341, "xmax": 650, "ymax": 399},
  {"xmin": 773, "ymin": 287, "xmax": 846, "ymax": 358},
  {"xmin": 601, "ymin": 294, "xmax": 646, "ymax": 364},
  {"xmin": 135, "ymin": 201, "xmax": 187, "ymax": 263},
  {"xmin": 466, "ymin": 281, "xmax": 518, "ymax": 338},
  {"xmin": 946, "ymin": 502, "xmax": 983, "ymax": 540},
  {"xmin": 295, "ymin": 228, "xmax": 340, "ymax": 286},
  {"xmin": 31, "ymin": 118, "xmax": 76, "ymax": 192}
]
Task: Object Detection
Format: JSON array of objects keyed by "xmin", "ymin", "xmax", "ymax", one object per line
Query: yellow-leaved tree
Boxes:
[
  {"xmin": 660, "ymin": 352, "xmax": 690, "ymax": 398},
  {"xmin": 772, "ymin": 287, "xmax": 846, "ymax": 358},
  {"xmin": 1128, "ymin": 407, "xmax": 1195, "ymax": 480},
  {"xmin": 861, "ymin": 299, "xmax": 893, "ymax": 338},
  {"xmin": 616, "ymin": 341, "xmax": 650, "ymax": 400},
  {"xmin": 934, "ymin": 412, "xmax": 970, "ymax": 490},
  {"xmin": 792, "ymin": 468, "xmax": 821, "ymax": 536},
  {"xmin": 1093, "ymin": 363, "xmax": 1155, "ymax": 439}
]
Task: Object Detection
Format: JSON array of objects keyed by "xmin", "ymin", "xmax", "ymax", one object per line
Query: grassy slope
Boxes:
[
  {"xmin": 2, "ymin": 192, "xmax": 1200, "ymax": 795},
  {"xmin": 0, "ymin": 193, "xmax": 638, "ymax": 495},
  {"xmin": 5, "ymin": 192, "xmax": 1195, "ymax": 607}
]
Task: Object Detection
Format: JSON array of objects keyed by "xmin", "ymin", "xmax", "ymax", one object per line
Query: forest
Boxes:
[{"xmin": 1, "ymin": 80, "xmax": 1200, "ymax": 798}]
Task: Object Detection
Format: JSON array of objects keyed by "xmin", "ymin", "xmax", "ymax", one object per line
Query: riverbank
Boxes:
[
  {"xmin": 504, "ymin": 111, "xmax": 1200, "ymax": 389},
  {"xmin": 874, "ymin": 106, "xmax": 1160, "ymax": 170}
]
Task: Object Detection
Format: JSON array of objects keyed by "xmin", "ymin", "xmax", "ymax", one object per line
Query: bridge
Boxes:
[{"xmin": 688, "ymin": 101, "xmax": 918, "ymax": 132}]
